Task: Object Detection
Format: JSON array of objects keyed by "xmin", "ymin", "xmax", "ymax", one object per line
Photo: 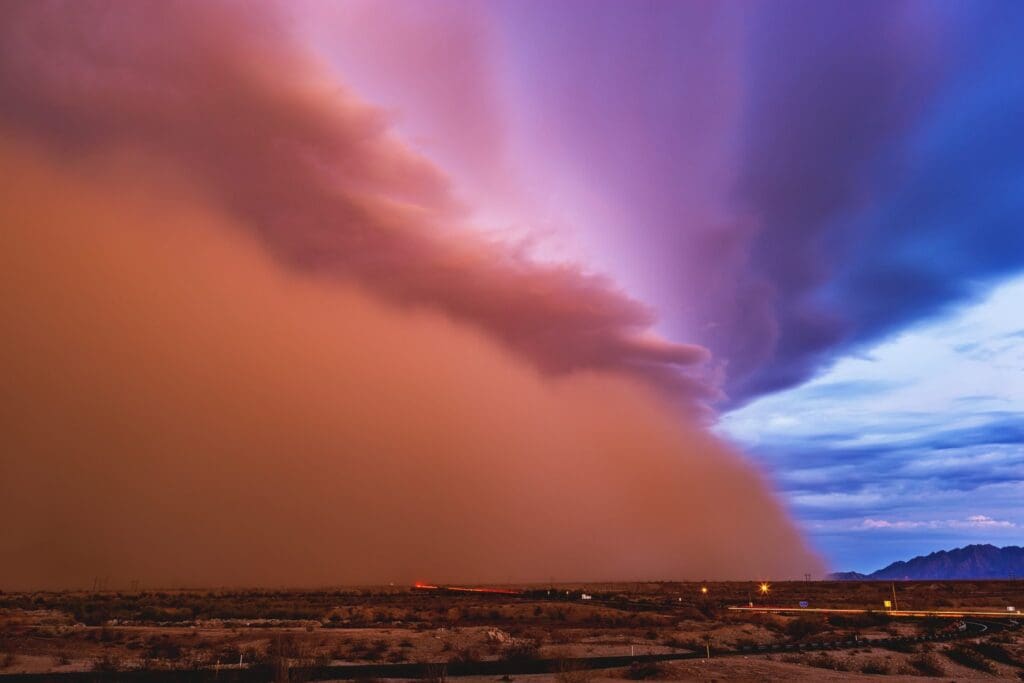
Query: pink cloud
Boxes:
[{"xmin": 0, "ymin": 0, "xmax": 714, "ymax": 407}]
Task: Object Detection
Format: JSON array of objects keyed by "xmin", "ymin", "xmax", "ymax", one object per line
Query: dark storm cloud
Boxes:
[{"xmin": 719, "ymin": 0, "xmax": 1024, "ymax": 403}]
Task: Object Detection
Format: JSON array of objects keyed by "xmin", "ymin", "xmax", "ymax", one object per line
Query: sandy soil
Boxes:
[{"xmin": 2, "ymin": 582, "xmax": 1023, "ymax": 679}]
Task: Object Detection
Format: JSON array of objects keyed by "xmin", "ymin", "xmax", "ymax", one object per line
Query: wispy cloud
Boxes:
[{"xmin": 860, "ymin": 515, "xmax": 1016, "ymax": 530}]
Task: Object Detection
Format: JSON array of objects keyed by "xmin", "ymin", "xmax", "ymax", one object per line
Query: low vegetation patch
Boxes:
[
  {"xmin": 943, "ymin": 644, "xmax": 997, "ymax": 673},
  {"xmin": 785, "ymin": 615, "xmax": 827, "ymax": 639},
  {"xmin": 971, "ymin": 641, "xmax": 1023, "ymax": 667},
  {"xmin": 859, "ymin": 658, "xmax": 892, "ymax": 675},
  {"xmin": 908, "ymin": 653, "xmax": 946, "ymax": 677},
  {"xmin": 805, "ymin": 652, "xmax": 850, "ymax": 671},
  {"xmin": 500, "ymin": 640, "xmax": 540, "ymax": 662}
]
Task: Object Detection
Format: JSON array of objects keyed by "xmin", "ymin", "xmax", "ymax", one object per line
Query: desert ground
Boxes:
[{"xmin": 2, "ymin": 581, "xmax": 1023, "ymax": 681}]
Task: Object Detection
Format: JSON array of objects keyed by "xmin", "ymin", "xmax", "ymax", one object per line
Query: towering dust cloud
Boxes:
[
  {"xmin": 0, "ymin": 1, "xmax": 823, "ymax": 589},
  {"xmin": 0, "ymin": 146, "xmax": 822, "ymax": 588}
]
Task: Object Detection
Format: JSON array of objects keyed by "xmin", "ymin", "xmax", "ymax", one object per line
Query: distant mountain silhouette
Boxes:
[{"xmin": 830, "ymin": 544, "xmax": 1024, "ymax": 580}]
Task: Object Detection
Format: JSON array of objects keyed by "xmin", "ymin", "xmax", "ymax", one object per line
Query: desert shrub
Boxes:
[
  {"xmin": 217, "ymin": 644, "xmax": 242, "ymax": 662},
  {"xmin": 548, "ymin": 608, "xmax": 568, "ymax": 621},
  {"xmin": 672, "ymin": 638, "xmax": 705, "ymax": 652},
  {"xmin": 859, "ymin": 659, "xmax": 891, "ymax": 675},
  {"xmin": 806, "ymin": 653, "xmax": 849, "ymax": 671},
  {"xmin": 785, "ymin": 616, "xmax": 827, "ymax": 639},
  {"xmin": 805, "ymin": 653, "xmax": 831, "ymax": 669},
  {"xmin": 660, "ymin": 635, "xmax": 686, "ymax": 649},
  {"xmin": 362, "ymin": 648, "xmax": 386, "ymax": 662},
  {"xmin": 92, "ymin": 653, "xmax": 123, "ymax": 672},
  {"xmin": 500, "ymin": 640, "xmax": 540, "ymax": 662},
  {"xmin": 267, "ymin": 634, "xmax": 305, "ymax": 660},
  {"xmin": 549, "ymin": 629, "xmax": 572, "ymax": 644},
  {"xmin": 972, "ymin": 641, "xmax": 1021, "ymax": 666},
  {"xmin": 147, "ymin": 640, "xmax": 183, "ymax": 660},
  {"xmin": 908, "ymin": 653, "xmax": 945, "ymax": 677},
  {"xmin": 341, "ymin": 638, "xmax": 380, "ymax": 661},
  {"xmin": 943, "ymin": 644, "xmax": 997, "ymax": 673},
  {"xmin": 1, "ymin": 653, "xmax": 19, "ymax": 669},
  {"xmin": 448, "ymin": 646, "xmax": 482, "ymax": 664}
]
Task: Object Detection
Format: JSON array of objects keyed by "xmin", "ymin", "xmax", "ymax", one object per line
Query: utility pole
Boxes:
[{"xmin": 891, "ymin": 582, "xmax": 899, "ymax": 611}]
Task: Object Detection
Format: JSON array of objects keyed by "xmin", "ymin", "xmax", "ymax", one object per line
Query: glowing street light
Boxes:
[
  {"xmin": 700, "ymin": 586, "xmax": 708, "ymax": 595},
  {"xmin": 758, "ymin": 582, "xmax": 771, "ymax": 596}
]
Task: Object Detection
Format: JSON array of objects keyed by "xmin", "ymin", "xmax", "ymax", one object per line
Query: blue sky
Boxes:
[{"xmin": 720, "ymin": 275, "xmax": 1024, "ymax": 572}]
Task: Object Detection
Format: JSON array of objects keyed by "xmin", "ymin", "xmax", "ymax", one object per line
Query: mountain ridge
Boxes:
[{"xmin": 829, "ymin": 544, "xmax": 1024, "ymax": 580}]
